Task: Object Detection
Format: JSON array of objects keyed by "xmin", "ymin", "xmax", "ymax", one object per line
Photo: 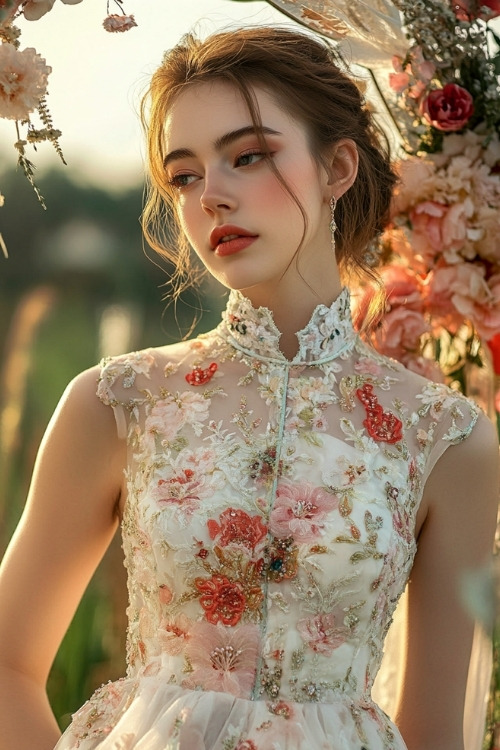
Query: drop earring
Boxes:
[{"xmin": 329, "ymin": 195, "xmax": 337, "ymax": 255}]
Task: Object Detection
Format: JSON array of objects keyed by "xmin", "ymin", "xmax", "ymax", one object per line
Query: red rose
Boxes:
[
  {"xmin": 487, "ymin": 333, "xmax": 500, "ymax": 375},
  {"xmin": 421, "ymin": 83, "xmax": 474, "ymax": 131},
  {"xmin": 450, "ymin": 0, "xmax": 500, "ymax": 19}
]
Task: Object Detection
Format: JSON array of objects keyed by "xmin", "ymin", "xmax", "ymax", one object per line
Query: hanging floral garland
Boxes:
[{"xmin": 0, "ymin": 0, "xmax": 136, "ymax": 223}]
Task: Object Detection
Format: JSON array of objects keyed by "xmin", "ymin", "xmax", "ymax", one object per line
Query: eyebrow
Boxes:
[{"xmin": 163, "ymin": 126, "xmax": 282, "ymax": 169}]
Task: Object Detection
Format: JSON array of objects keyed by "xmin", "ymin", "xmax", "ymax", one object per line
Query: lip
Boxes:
[
  {"xmin": 210, "ymin": 224, "xmax": 258, "ymax": 252},
  {"xmin": 214, "ymin": 236, "xmax": 257, "ymax": 257}
]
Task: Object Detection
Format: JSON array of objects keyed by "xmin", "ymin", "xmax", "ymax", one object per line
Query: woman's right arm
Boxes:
[{"xmin": 0, "ymin": 366, "xmax": 126, "ymax": 750}]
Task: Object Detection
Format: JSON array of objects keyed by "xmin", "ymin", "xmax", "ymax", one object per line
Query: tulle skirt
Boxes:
[{"xmin": 54, "ymin": 670, "xmax": 408, "ymax": 750}]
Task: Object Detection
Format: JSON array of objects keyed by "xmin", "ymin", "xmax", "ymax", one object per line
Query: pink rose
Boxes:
[
  {"xmin": 430, "ymin": 264, "xmax": 500, "ymax": 340},
  {"xmin": 409, "ymin": 201, "xmax": 448, "ymax": 260},
  {"xmin": 421, "ymin": 84, "xmax": 474, "ymax": 132},
  {"xmin": 381, "ymin": 265, "xmax": 424, "ymax": 312},
  {"xmin": 377, "ymin": 307, "xmax": 429, "ymax": 359}
]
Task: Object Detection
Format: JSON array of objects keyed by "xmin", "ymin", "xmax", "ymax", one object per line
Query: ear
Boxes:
[{"xmin": 323, "ymin": 138, "xmax": 359, "ymax": 201}]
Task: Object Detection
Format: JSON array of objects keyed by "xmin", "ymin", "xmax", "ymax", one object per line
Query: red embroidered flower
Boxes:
[
  {"xmin": 420, "ymin": 83, "xmax": 474, "ymax": 132},
  {"xmin": 195, "ymin": 574, "xmax": 246, "ymax": 626},
  {"xmin": 207, "ymin": 508, "xmax": 268, "ymax": 551},
  {"xmin": 356, "ymin": 383, "xmax": 403, "ymax": 444},
  {"xmin": 185, "ymin": 362, "xmax": 217, "ymax": 386}
]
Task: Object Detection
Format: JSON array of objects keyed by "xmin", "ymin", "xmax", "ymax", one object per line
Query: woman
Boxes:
[{"xmin": 0, "ymin": 27, "xmax": 498, "ymax": 750}]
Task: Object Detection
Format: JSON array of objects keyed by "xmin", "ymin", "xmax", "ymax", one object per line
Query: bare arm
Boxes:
[
  {"xmin": 396, "ymin": 414, "xmax": 499, "ymax": 750},
  {"xmin": 0, "ymin": 367, "xmax": 125, "ymax": 750}
]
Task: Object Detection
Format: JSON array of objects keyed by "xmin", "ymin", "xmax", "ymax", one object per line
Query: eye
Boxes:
[
  {"xmin": 235, "ymin": 150, "xmax": 267, "ymax": 167},
  {"xmin": 167, "ymin": 172, "xmax": 198, "ymax": 190}
]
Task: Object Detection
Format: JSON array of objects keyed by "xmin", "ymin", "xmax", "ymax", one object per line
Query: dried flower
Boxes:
[
  {"xmin": 0, "ymin": 43, "xmax": 50, "ymax": 120},
  {"xmin": 102, "ymin": 13, "xmax": 137, "ymax": 33}
]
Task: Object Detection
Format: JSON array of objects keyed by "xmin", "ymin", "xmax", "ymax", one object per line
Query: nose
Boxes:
[{"xmin": 200, "ymin": 169, "xmax": 236, "ymax": 215}]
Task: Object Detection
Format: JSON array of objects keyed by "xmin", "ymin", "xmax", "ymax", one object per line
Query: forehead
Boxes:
[{"xmin": 163, "ymin": 80, "xmax": 299, "ymax": 149}]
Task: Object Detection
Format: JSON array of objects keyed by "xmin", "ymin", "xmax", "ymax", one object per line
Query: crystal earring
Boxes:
[{"xmin": 329, "ymin": 195, "xmax": 337, "ymax": 254}]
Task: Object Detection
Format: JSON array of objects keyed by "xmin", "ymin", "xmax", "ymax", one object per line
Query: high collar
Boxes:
[{"xmin": 217, "ymin": 287, "xmax": 356, "ymax": 365}]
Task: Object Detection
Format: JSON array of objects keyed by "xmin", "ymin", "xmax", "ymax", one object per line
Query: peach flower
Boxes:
[{"xmin": 0, "ymin": 44, "xmax": 51, "ymax": 120}]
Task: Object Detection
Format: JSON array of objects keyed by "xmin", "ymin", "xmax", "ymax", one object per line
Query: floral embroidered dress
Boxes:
[{"xmin": 55, "ymin": 288, "xmax": 479, "ymax": 750}]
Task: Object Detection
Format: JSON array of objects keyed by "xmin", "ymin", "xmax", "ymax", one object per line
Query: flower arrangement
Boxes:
[
  {"xmin": 352, "ymin": 0, "xmax": 500, "ymax": 410},
  {"xmin": 0, "ymin": 0, "xmax": 137, "ymax": 217}
]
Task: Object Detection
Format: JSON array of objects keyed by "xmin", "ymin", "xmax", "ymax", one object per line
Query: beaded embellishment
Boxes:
[
  {"xmin": 185, "ymin": 362, "xmax": 218, "ymax": 386},
  {"xmin": 356, "ymin": 383, "xmax": 403, "ymax": 444}
]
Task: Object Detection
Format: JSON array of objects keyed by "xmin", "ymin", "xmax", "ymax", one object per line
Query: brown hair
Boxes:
[{"xmin": 141, "ymin": 27, "xmax": 397, "ymax": 298}]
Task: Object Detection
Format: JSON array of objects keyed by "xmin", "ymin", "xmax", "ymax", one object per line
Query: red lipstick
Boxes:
[{"xmin": 210, "ymin": 225, "xmax": 258, "ymax": 257}]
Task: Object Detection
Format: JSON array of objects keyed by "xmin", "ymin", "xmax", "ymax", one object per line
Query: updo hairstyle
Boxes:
[{"xmin": 141, "ymin": 27, "xmax": 397, "ymax": 297}]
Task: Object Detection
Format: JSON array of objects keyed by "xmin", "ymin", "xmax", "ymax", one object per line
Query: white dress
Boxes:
[{"xmin": 55, "ymin": 288, "xmax": 480, "ymax": 750}]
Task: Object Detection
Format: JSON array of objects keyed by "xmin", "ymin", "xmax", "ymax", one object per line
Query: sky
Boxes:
[
  {"xmin": 0, "ymin": 0, "xmax": 286, "ymax": 189},
  {"xmin": 1, "ymin": 2, "xmax": 498, "ymax": 191}
]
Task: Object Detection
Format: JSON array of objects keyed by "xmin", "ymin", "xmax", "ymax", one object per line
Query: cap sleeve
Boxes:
[
  {"xmin": 418, "ymin": 382, "xmax": 481, "ymax": 482},
  {"xmin": 96, "ymin": 350, "xmax": 156, "ymax": 439}
]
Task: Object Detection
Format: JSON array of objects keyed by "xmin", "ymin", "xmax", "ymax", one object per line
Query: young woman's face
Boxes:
[{"xmin": 163, "ymin": 81, "xmax": 335, "ymax": 300}]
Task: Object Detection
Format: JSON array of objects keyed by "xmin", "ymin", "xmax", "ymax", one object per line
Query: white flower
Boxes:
[{"xmin": 0, "ymin": 44, "xmax": 51, "ymax": 120}]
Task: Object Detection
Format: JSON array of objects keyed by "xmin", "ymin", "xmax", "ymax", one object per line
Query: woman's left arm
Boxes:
[{"xmin": 395, "ymin": 412, "xmax": 499, "ymax": 750}]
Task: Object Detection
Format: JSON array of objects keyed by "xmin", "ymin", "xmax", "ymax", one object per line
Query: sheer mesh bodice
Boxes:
[{"xmin": 55, "ymin": 289, "xmax": 479, "ymax": 750}]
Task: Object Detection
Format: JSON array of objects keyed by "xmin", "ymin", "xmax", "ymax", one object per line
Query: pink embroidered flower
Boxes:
[
  {"xmin": 145, "ymin": 391, "xmax": 209, "ymax": 443},
  {"xmin": 0, "ymin": 44, "xmax": 51, "ymax": 120},
  {"xmin": 354, "ymin": 357, "xmax": 382, "ymax": 376},
  {"xmin": 195, "ymin": 575, "xmax": 246, "ymax": 626},
  {"xmin": 153, "ymin": 469, "xmax": 203, "ymax": 513},
  {"xmin": 207, "ymin": 508, "xmax": 267, "ymax": 551},
  {"xmin": 269, "ymin": 480, "xmax": 339, "ymax": 542},
  {"xmin": 159, "ymin": 584, "xmax": 173, "ymax": 605},
  {"xmin": 102, "ymin": 13, "xmax": 137, "ymax": 32},
  {"xmin": 235, "ymin": 741, "xmax": 258, "ymax": 750},
  {"xmin": 297, "ymin": 613, "xmax": 349, "ymax": 654},
  {"xmin": 159, "ymin": 614, "xmax": 192, "ymax": 655},
  {"xmin": 421, "ymin": 84, "xmax": 474, "ymax": 132},
  {"xmin": 183, "ymin": 622, "xmax": 259, "ymax": 697}
]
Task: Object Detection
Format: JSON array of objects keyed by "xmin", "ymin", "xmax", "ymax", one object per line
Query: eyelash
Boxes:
[{"xmin": 167, "ymin": 149, "xmax": 271, "ymax": 191}]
